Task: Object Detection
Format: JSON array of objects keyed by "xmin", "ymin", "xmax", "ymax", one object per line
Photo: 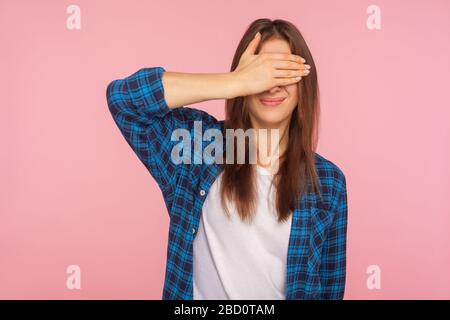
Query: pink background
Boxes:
[{"xmin": 1, "ymin": 0, "xmax": 449, "ymax": 299}]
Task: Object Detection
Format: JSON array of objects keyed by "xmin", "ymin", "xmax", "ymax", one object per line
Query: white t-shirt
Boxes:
[{"xmin": 193, "ymin": 165, "xmax": 293, "ymax": 300}]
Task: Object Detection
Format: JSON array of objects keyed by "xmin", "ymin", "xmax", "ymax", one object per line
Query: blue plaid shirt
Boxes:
[{"xmin": 106, "ymin": 66, "xmax": 348, "ymax": 300}]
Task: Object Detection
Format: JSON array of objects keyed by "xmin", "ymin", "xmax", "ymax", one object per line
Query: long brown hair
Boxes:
[{"xmin": 220, "ymin": 18, "xmax": 321, "ymax": 224}]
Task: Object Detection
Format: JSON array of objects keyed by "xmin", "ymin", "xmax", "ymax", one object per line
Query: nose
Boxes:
[{"xmin": 268, "ymin": 86, "xmax": 282, "ymax": 93}]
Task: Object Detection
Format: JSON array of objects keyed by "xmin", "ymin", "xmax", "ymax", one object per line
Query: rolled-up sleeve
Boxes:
[
  {"xmin": 106, "ymin": 67, "xmax": 177, "ymax": 208},
  {"xmin": 106, "ymin": 67, "xmax": 219, "ymax": 214}
]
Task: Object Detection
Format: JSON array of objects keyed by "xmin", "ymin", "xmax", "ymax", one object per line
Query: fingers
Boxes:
[
  {"xmin": 243, "ymin": 32, "xmax": 261, "ymax": 56},
  {"xmin": 266, "ymin": 52, "xmax": 306, "ymax": 64},
  {"xmin": 272, "ymin": 59, "xmax": 311, "ymax": 86},
  {"xmin": 272, "ymin": 59, "xmax": 311, "ymax": 78},
  {"xmin": 268, "ymin": 54, "xmax": 311, "ymax": 81},
  {"xmin": 275, "ymin": 76, "xmax": 303, "ymax": 86},
  {"xmin": 273, "ymin": 68, "xmax": 310, "ymax": 78},
  {"xmin": 273, "ymin": 60, "xmax": 311, "ymax": 71}
]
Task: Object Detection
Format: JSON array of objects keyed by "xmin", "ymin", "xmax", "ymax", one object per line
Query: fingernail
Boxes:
[
  {"xmin": 254, "ymin": 32, "xmax": 260, "ymax": 39},
  {"xmin": 302, "ymin": 58, "xmax": 306, "ymax": 63}
]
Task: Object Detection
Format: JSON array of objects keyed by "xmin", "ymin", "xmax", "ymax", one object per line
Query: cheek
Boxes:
[
  {"xmin": 287, "ymin": 84, "xmax": 299, "ymax": 101},
  {"xmin": 287, "ymin": 88, "xmax": 299, "ymax": 110}
]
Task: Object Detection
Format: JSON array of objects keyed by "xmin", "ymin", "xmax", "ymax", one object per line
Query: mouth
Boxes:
[{"xmin": 259, "ymin": 97, "xmax": 286, "ymax": 107}]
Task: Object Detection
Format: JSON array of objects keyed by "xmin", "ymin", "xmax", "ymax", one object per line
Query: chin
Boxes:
[{"xmin": 250, "ymin": 113, "xmax": 289, "ymax": 128}]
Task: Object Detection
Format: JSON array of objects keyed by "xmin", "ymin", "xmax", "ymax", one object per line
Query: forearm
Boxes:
[{"xmin": 161, "ymin": 71, "xmax": 240, "ymax": 109}]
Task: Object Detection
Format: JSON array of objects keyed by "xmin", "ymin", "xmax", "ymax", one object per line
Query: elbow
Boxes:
[
  {"xmin": 106, "ymin": 79, "xmax": 128, "ymax": 118},
  {"xmin": 106, "ymin": 79, "xmax": 118, "ymax": 111}
]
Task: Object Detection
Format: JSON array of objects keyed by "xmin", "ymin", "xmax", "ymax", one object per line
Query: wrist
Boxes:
[{"xmin": 222, "ymin": 71, "xmax": 245, "ymax": 100}]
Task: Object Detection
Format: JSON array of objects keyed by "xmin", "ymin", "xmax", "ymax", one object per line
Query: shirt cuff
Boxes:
[{"xmin": 125, "ymin": 66, "xmax": 171, "ymax": 119}]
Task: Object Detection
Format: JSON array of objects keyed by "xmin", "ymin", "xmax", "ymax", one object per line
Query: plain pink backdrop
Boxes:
[{"xmin": 1, "ymin": 0, "xmax": 449, "ymax": 299}]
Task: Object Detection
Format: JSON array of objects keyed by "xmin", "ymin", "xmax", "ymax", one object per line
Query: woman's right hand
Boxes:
[{"xmin": 231, "ymin": 32, "xmax": 311, "ymax": 97}]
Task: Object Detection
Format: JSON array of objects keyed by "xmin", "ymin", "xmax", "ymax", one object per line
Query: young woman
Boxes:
[{"xmin": 106, "ymin": 18, "xmax": 348, "ymax": 300}]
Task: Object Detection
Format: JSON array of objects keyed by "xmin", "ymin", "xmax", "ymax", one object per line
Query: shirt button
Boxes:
[
  {"xmin": 192, "ymin": 228, "xmax": 196, "ymax": 235},
  {"xmin": 199, "ymin": 189, "xmax": 206, "ymax": 196}
]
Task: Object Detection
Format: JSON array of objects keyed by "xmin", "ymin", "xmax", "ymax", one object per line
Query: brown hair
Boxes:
[{"xmin": 220, "ymin": 18, "xmax": 321, "ymax": 224}]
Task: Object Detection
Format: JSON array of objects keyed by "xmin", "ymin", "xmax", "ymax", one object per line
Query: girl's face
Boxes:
[{"xmin": 246, "ymin": 37, "xmax": 299, "ymax": 129}]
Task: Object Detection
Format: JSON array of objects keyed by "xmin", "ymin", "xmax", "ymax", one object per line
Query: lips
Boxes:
[{"xmin": 259, "ymin": 97, "xmax": 286, "ymax": 106}]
